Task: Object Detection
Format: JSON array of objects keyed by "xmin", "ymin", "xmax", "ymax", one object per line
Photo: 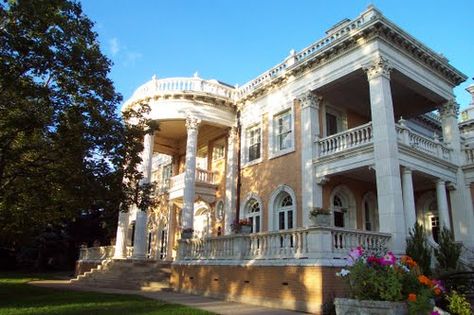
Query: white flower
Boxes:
[{"xmin": 336, "ymin": 268, "xmax": 350, "ymax": 277}]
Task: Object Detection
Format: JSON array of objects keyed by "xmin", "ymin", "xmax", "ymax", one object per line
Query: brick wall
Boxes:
[{"xmin": 171, "ymin": 263, "xmax": 348, "ymax": 314}]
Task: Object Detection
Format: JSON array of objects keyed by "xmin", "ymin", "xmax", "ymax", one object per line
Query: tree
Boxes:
[
  {"xmin": 0, "ymin": 0, "xmax": 147, "ymax": 261},
  {"xmin": 406, "ymin": 223, "xmax": 432, "ymax": 276},
  {"xmin": 433, "ymin": 227, "xmax": 462, "ymax": 272}
]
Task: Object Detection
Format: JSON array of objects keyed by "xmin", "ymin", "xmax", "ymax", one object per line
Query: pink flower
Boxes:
[
  {"xmin": 432, "ymin": 279, "xmax": 445, "ymax": 293},
  {"xmin": 367, "ymin": 255, "xmax": 380, "ymax": 265},
  {"xmin": 380, "ymin": 251, "xmax": 396, "ymax": 266},
  {"xmin": 430, "ymin": 311, "xmax": 440, "ymax": 315},
  {"xmin": 347, "ymin": 246, "xmax": 363, "ymax": 264}
]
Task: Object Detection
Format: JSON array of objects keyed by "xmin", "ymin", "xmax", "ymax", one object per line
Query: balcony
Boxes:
[
  {"xmin": 168, "ymin": 168, "xmax": 218, "ymax": 202},
  {"xmin": 177, "ymin": 226, "xmax": 391, "ymax": 263},
  {"xmin": 315, "ymin": 121, "xmax": 456, "ymax": 180}
]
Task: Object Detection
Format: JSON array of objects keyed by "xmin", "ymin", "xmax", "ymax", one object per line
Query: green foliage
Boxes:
[
  {"xmin": 406, "ymin": 223, "xmax": 432, "ymax": 276},
  {"xmin": 434, "ymin": 227, "xmax": 462, "ymax": 271},
  {"xmin": 0, "ymin": 0, "xmax": 153, "ymax": 265},
  {"xmin": 406, "ymin": 288, "xmax": 434, "ymax": 315},
  {"xmin": 348, "ymin": 259, "xmax": 402, "ymax": 301},
  {"xmin": 446, "ymin": 291, "xmax": 472, "ymax": 315}
]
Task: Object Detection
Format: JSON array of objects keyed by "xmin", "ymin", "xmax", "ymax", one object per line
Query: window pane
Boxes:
[
  {"xmin": 326, "ymin": 113, "xmax": 338, "ymax": 136},
  {"xmin": 288, "ymin": 211, "xmax": 293, "ymax": 229},
  {"xmin": 279, "ymin": 212, "xmax": 285, "ymax": 230},
  {"xmin": 255, "ymin": 215, "xmax": 260, "ymax": 233}
]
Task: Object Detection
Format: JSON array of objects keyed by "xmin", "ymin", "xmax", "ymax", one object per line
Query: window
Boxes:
[
  {"xmin": 213, "ymin": 145, "xmax": 225, "ymax": 160},
  {"xmin": 277, "ymin": 192, "xmax": 294, "ymax": 230},
  {"xmin": 245, "ymin": 198, "xmax": 261, "ymax": 233},
  {"xmin": 326, "ymin": 113, "xmax": 338, "ymax": 136},
  {"xmin": 333, "ymin": 194, "xmax": 345, "ymax": 227},
  {"xmin": 247, "ymin": 126, "xmax": 261, "ymax": 162},
  {"xmin": 274, "ymin": 110, "xmax": 292, "ymax": 151}
]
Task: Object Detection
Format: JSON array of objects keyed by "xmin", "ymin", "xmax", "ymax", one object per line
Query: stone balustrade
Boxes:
[
  {"xmin": 318, "ymin": 122, "xmax": 373, "ymax": 157},
  {"xmin": 396, "ymin": 124, "xmax": 452, "ymax": 162},
  {"xmin": 169, "ymin": 168, "xmax": 216, "ymax": 191},
  {"xmin": 78, "ymin": 245, "xmax": 133, "ymax": 261},
  {"xmin": 237, "ymin": 8, "xmax": 376, "ymax": 98},
  {"xmin": 127, "ymin": 77, "xmax": 235, "ymax": 105},
  {"xmin": 177, "ymin": 226, "xmax": 391, "ymax": 262}
]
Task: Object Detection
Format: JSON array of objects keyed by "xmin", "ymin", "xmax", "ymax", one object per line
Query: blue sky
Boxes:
[{"xmin": 80, "ymin": 0, "xmax": 473, "ymax": 110}]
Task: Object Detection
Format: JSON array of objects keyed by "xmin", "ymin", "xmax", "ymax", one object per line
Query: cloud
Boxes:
[
  {"xmin": 124, "ymin": 51, "xmax": 143, "ymax": 66},
  {"xmin": 108, "ymin": 38, "xmax": 120, "ymax": 56}
]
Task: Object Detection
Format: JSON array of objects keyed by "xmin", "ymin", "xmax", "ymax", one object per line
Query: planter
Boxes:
[
  {"xmin": 310, "ymin": 214, "xmax": 331, "ymax": 226},
  {"xmin": 240, "ymin": 225, "xmax": 252, "ymax": 234},
  {"xmin": 334, "ymin": 298, "xmax": 407, "ymax": 315}
]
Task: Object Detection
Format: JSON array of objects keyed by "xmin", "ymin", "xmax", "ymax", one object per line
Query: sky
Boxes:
[{"xmin": 80, "ymin": 0, "xmax": 474, "ymax": 111}]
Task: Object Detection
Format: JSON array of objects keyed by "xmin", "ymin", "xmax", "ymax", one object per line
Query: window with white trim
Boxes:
[
  {"xmin": 245, "ymin": 198, "xmax": 261, "ymax": 233},
  {"xmin": 274, "ymin": 110, "xmax": 292, "ymax": 151},
  {"xmin": 247, "ymin": 125, "xmax": 261, "ymax": 162},
  {"xmin": 215, "ymin": 200, "xmax": 224, "ymax": 221}
]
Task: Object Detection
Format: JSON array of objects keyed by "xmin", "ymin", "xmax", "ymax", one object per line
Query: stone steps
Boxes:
[{"xmin": 70, "ymin": 259, "xmax": 171, "ymax": 291}]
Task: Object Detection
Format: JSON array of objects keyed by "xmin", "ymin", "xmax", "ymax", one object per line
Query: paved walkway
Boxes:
[{"xmin": 30, "ymin": 280, "xmax": 307, "ymax": 315}]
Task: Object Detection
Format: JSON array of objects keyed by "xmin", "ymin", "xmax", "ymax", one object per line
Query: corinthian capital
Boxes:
[
  {"xmin": 228, "ymin": 126, "xmax": 238, "ymax": 142},
  {"xmin": 299, "ymin": 91, "xmax": 322, "ymax": 109},
  {"xmin": 438, "ymin": 99, "xmax": 459, "ymax": 118},
  {"xmin": 363, "ymin": 56, "xmax": 392, "ymax": 80},
  {"xmin": 185, "ymin": 116, "xmax": 201, "ymax": 130}
]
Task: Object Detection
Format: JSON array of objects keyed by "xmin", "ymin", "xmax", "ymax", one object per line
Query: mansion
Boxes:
[{"xmin": 76, "ymin": 6, "xmax": 474, "ymax": 313}]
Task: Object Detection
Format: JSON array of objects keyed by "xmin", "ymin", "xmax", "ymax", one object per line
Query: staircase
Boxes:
[{"xmin": 70, "ymin": 259, "xmax": 172, "ymax": 291}]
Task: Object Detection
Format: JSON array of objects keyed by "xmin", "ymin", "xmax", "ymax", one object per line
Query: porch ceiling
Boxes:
[{"xmin": 316, "ymin": 69, "xmax": 446, "ymax": 119}]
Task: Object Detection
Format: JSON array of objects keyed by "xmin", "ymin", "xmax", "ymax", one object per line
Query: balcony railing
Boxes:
[
  {"xmin": 396, "ymin": 124, "xmax": 452, "ymax": 162},
  {"xmin": 318, "ymin": 122, "xmax": 373, "ymax": 157},
  {"xmin": 169, "ymin": 168, "xmax": 216, "ymax": 191},
  {"xmin": 78, "ymin": 245, "xmax": 133, "ymax": 261},
  {"xmin": 177, "ymin": 226, "xmax": 391, "ymax": 262}
]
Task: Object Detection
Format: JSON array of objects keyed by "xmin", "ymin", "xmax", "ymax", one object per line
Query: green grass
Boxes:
[{"xmin": 0, "ymin": 273, "xmax": 213, "ymax": 315}]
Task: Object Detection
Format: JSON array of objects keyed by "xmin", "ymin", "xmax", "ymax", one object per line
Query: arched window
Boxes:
[
  {"xmin": 245, "ymin": 198, "xmax": 261, "ymax": 233},
  {"xmin": 194, "ymin": 207, "xmax": 211, "ymax": 238},
  {"xmin": 276, "ymin": 192, "xmax": 294, "ymax": 230},
  {"xmin": 330, "ymin": 186, "xmax": 356, "ymax": 229}
]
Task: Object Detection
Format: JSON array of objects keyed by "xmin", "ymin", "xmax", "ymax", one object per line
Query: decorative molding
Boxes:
[
  {"xmin": 299, "ymin": 92, "xmax": 322, "ymax": 109},
  {"xmin": 363, "ymin": 56, "xmax": 392, "ymax": 80},
  {"xmin": 228, "ymin": 126, "xmax": 238, "ymax": 142},
  {"xmin": 438, "ymin": 99, "xmax": 459, "ymax": 118},
  {"xmin": 316, "ymin": 176, "xmax": 330, "ymax": 185},
  {"xmin": 185, "ymin": 116, "xmax": 201, "ymax": 130}
]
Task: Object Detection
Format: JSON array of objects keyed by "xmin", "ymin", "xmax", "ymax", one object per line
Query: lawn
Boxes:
[{"xmin": 0, "ymin": 273, "xmax": 213, "ymax": 315}]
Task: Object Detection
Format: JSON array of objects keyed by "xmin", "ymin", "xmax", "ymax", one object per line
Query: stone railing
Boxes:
[
  {"xmin": 169, "ymin": 168, "xmax": 216, "ymax": 191},
  {"xmin": 127, "ymin": 76, "xmax": 235, "ymax": 105},
  {"xmin": 396, "ymin": 124, "xmax": 452, "ymax": 162},
  {"xmin": 78, "ymin": 245, "xmax": 115, "ymax": 261},
  {"xmin": 177, "ymin": 226, "xmax": 391, "ymax": 262},
  {"xmin": 236, "ymin": 8, "xmax": 377, "ymax": 98},
  {"xmin": 318, "ymin": 122, "xmax": 373, "ymax": 157}
]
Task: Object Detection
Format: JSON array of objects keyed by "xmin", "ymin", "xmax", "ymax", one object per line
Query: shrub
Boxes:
[
  {"xmin": 446, "ymin": 291, "xmax": 472, "ymax": 315},
  {"xmin": 406, "ymin": 223, "xmax": 432, "ymax": 276},
  {"xmin": 434, "ymin": 227, "xmax": 462, "ymax": 271}
]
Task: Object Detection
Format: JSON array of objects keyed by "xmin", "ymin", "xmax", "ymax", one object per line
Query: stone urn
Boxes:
[
  {"xmin": 334, "ymin": 298, "xmax": 407, "ymax": 315},
  {"xmin": 310, "ymin": 214, "xmax": 331, "ymax": 226},
  {"xmin": 240, "ymin": 225, "xmax": 252, "ymax": 234}
]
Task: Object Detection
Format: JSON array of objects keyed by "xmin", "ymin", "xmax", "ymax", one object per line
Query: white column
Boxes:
[
  {"xmin": 132, "ymin": 211, "xmax": 148, "ymax": 259},
  {"xmin": 436, "ymin": 179, "xmax": 451, "ymax": 230},
  {"xmin": 224, "ymin": 127, "xmax": 238, "ymax": 234},
  {"xmin": 166, "ymin": 202, "xmax": 176, "ymax": 260},
  {"xmin": 364, "ymin": 56, "xmax": 406, "ymax": 254},
  {"xmin": 114, "ymin": 211, "xmax": 129, "ymax": 259},
  {"xmin": 440, "ymin": 100, "xmax": 474, "ymax": 247},
  {"xmin": 182, "ymin": 116, "xmax": 200, "ymax": 235},
  {"xmin": 402, "ymin": 167, "xmax": 417, "ymax": 233},
  {"xmin": 300, "ymin": 92, "xmax": 322, "ymax": 227},
  {"xmin": 132, "ymin": 131, "xmax": 154, "ymax": 260}
]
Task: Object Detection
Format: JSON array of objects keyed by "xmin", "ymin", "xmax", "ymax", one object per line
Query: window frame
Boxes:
[
  {"xmin": 269, "ymin": 106, "xmax": 295, "ymax": 159},
  {"xmin": 242, "ymin": 122, "xmax": 263, "ymax": 167}
]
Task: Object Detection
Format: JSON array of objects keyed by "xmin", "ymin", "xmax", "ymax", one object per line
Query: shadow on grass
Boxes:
[{"xmin": 0, "ymin": 273, "xmax": 213, "ymax": 315}]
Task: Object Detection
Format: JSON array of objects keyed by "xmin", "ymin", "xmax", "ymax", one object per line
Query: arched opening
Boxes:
[
  {"xmin": 274, "ymin": 191, "xmax": 295, "ymax": 231},
  {"xmin": 416, "ymin": 191, "xmax": 440, "ymax": 243},
  {"xmin": 330, "ymin": 186, "xmax": 356, "ymax": 228},
  {"xmin": 194, "ymin": 203, "xmax": 211, "ymax": 239}
]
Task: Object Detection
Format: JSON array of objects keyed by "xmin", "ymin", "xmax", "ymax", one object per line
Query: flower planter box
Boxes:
[
  {"xmin": 310, "ymin": 214, "xmax": 331, "ymax": 226},
  {"xmin": 334, "ymin": 298, "xmax": 407, "ymax": 315},
  {"xmin": 240, "ymin": 225, "xmax": 252, "ymax": 234}
]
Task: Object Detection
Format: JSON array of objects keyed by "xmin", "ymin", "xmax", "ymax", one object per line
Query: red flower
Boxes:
[{"xmin": 407, "ymin": 293, "xmax": 417, "ymax": 302}]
